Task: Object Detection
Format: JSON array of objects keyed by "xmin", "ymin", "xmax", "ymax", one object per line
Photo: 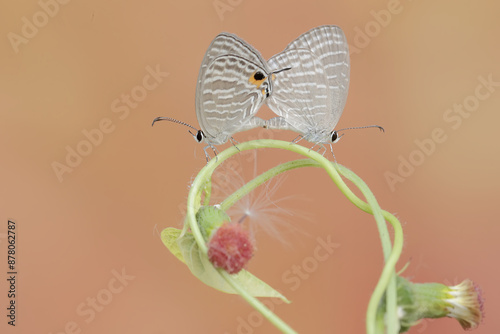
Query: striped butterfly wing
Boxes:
[
  {"xmin": 197, "ymin": 33, "xmax": 268, "ymax": 74},
  {"xmin": 198, "ymin": 54, "xmax": 270, "ymax": 145},
  {"xmin": 267, "ymin": 48, "xmax": 332, "ymax": 142},
  {"xmin": 285, "ymin": 26, "xmax": 350, "ymax": 126},
  {"xmin": 196, "ymin": 33, "xmax": 270, "ymax": 144}
]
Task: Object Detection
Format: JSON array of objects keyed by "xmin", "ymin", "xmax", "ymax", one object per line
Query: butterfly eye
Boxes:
[
  {"xmin": 196, "ymin": 130, "xmax": 204, "ymax": 143},
  {"xmin": 331, "ymin": 131, "xmax": 338, "ymax": 143}
]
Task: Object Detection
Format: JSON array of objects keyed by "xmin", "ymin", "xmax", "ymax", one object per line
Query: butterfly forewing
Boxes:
[
  {"xmin": 199, "ymin": 33, "xmax": 268, "ymax": 72},
  {"xmin": 267, "ymin": 49, "xmax": 332, "ymax": 142},
  {"xmin": 195, "ymin": 33, "xmax": 270, "ymax": 145},
  {"xmin": 199, "ymin": 55, "xmax": 269, "ymax": 144},
  {"xmin": 285, "ymin": 25, "xmax": 350, "ymax": 119}
]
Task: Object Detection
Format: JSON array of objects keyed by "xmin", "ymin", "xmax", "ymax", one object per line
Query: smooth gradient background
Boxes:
[{"xmin": 1, "ymin": 1, "xmax": 499, "ymax": 333}]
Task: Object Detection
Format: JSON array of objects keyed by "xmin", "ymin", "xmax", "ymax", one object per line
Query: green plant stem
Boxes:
[
  {"xmin": 185, "ymin": 139, "xmax": 403, "ymax": 334},
  {"xmin": 219, "ymin": 159, "xmax": 318, "ymax": 212},
  {"xmin": 203, "ymin": 178, "xmax": 212, "ymax": 206},
  {"xmin": 221, "ymin": 160, "xmax": 401, "ymax": 333},
  {"xmin": 335, "ymin": 165, "xmax": 401, "ymax": 334},
  {"xmin": 219, "ymin": 269, "xmax": 298, "ymax": 334}
]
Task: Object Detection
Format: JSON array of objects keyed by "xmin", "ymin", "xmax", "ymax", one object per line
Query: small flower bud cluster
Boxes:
[
  {"xmin": 393, "ymin": 276, "xmax": 484, "ymax": 332},
  {"xmin": 207, "ymin": 222, "xmax": 254, "ymax": 274},
  {"xmin": 196, "ymin": 206, "xmax": 255, "ymax": 274}
]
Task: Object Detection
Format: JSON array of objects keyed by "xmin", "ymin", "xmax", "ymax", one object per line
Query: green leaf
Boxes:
[
  {"xmin": 161, "ymin": 227, "xmax": 187, "ymax": 263},
  {"xmin": 161, "ymin": 227, "xmax": 290, "ymax": 303}
]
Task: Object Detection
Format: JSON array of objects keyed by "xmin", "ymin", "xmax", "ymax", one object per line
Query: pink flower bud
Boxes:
[{"xmin": 208, "ymin": 223, "xmax": 254, "ymax": 274}]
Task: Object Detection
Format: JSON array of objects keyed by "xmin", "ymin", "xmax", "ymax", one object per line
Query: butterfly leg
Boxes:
[
  {"xmin": 328, "ymin": 143, "xmax": 337, "ymax": 162},
  {"xmin": 203, "ymin": 144, "xmax": 219, "ymax": 163},
  {"xmin": 308, "ymin": 142, "xmax": 322, "ymax": 153},
  {"xmin": 290, "ymin": 134, "xmax": 304, "ymax": 145},
  {"xmin": 229, "ymin": 137, "xmax": 241, "ymax": 152},
  {"xmin": 315, "ymin": 144, "xmax": 327, "ymax": 156}
]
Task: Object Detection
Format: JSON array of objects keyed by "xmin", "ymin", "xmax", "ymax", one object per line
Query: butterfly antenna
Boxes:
[
  {"xmin": 336, "ymin": 125, "xmax": 385, "ymax": 133},
  {"xmin": 272, "ymin": 66, "xmax": 292, "ymax": 75},
  {"xmin": 152, "ymin": 117, "xmax": 199, "ymax": 132}
]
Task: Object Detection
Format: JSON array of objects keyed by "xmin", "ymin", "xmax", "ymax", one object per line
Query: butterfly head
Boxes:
[{"xmin": 190, "ymin": 129, "xmax": 205, "ymax": 143}]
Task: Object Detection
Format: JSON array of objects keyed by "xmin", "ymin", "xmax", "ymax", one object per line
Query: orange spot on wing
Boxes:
[{"xmin": 249, "ymin": 72, "xmax": 265, "ymax": 88}]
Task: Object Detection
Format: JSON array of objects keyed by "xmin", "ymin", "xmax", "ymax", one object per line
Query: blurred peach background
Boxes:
[{"xmin": 1, "ymin": 1, "xmax": 499, "ymax": 333}]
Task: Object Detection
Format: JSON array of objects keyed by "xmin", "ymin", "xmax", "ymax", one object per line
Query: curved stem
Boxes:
[
  {"xmin": 185, "ymin": 139, "xmax": 403, "ymax": 334},
  {"xmin": 203, "ymin": 178, "xmax": 212, "ymax": 206},
  {"xmin": 335, "ymin": 165, "xmax": 402, "ymax": 334},
  {"xmin": 220, "ymin": 159, "xmax": 318, "ymax": 212},
  {"xmin": 219, "ymin": 269, "xmax": 298, "ymax": 334}
]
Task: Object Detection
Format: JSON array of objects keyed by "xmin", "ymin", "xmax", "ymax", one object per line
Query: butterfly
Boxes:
[
  {"xmin": 266, "ymin": 25, "xmax": 383, "ymax": 155},
  {"xmin": 153, "ymin": 32, "xmax": 288, "ymax": 161}
]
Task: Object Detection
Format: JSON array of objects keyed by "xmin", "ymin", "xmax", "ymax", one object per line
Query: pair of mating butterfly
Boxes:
[{"xmin": 153, "ymin": 25, "xmax": 383, "ymax": 160}]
